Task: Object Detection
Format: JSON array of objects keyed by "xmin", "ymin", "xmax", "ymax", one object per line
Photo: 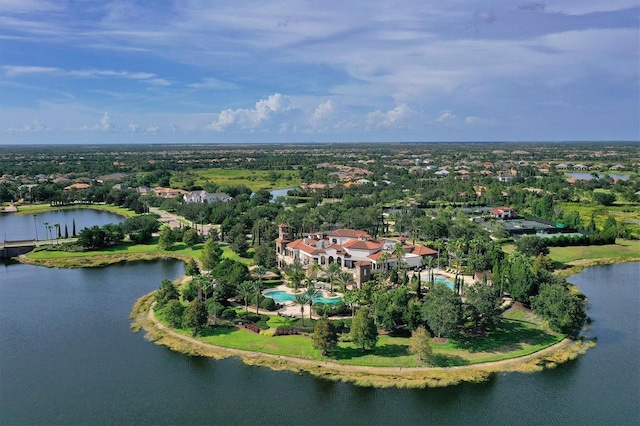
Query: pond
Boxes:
[
  {"xmin": 0, "ymin": 208, "xmax": 125, "ymax": 241},
  {"xmin": 565, "ymin": 172, "xmax": 630, "ymax": 181},
  {"xmin": 1, "ymin": 260, "xmax": 638, "ymax": 424}
]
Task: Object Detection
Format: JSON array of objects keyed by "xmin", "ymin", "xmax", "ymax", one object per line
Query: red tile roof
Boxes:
[
  {"xmin": 411, "ymin": 245, "xmax": 437, "ymax": 256},
  {"xmin": 329, "ymin": 228, "xmax": 371, "ymax": 239},
  {"xmin": 342, "ymin": 239, "xmax": 383, "ymax": 250}
]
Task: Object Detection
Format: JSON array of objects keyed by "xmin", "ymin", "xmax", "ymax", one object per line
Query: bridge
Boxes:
[{"xmin": 0, "ymin": 239, "xmax": 36, "ymax": 258}]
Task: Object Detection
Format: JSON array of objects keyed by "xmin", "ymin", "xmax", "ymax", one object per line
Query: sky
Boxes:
[{"xmin": 0, "ymin": 1, "xmax": 638, "ymax": 145}]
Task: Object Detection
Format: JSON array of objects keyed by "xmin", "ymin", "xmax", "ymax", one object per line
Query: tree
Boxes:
[
  {"xmin": 304, "ymin": 285, "xmax": 320, "ymax": 322},
  {"xmin": 201, "ymin": 238, "xmax": 223, "ymax": 271},
  {"xmin": 254, "ymin": 242, "xmax": 277, "ymax": 268},
  {"xmin": 237, "ymin": 281, "xmax": 254, "ymax": 318},
  {"xmin": 158, "ymin": 224, "xmax": 175, "ymax": 250},
  {"xmin": 531, "ymin": 283, "xmax": 586, "ymax": 335},
  {"xmin": 505, "ymin": 253, "xmax": 537, "ymax": 304},
  {"xmin": 515, "ymin": 236, "xmax": 550, "ymax": 257},
  {"xmin": 231, "ymin": 233, "xmax": 249, "ymax": 257},
  {"xmin": 335, "ymin": 271, "xmax": 353, "ymax": 293},
  {"xmin": 253, "ymin": 280, "xmax": 263, "ymax": 314},
  {"xmin": 409, "ymin": 326, "xmax": 433, "ymax": 362},
  {"xmin": 593, "ymin": 192, "xmax": 616, "ymax": 206},
  {"xmin": 182, "ymin": 300, "xmax": 208, "ymax": 336},
  {"xmin": 123, "ymin": 214, "xmax": 160, "ymax": 243},
  {"xmin": 155, "ymin": 278, "xmax": 180, "ymax": 307},
  {"xmin": 182, "ymin": 228, "xmax": 199, "ymax": 249},
  {"xmin": 422, "ymin": 282, "xmax": 462, "ymax": 339},
  {"xmin": 288, "ymin": 293, "xmax": 306, "ymax": 327},
  {"xmin": 323, "ymin": 262, "xmax": 342, "ymax": 291},
  {"xmin": 350, "ymin": 308, "xmax": 378, "ymax": 351},
  {"xmin": 164, "ymin": 299, "xmax": 185, "ymax": 328},
  {"xmin": 464, "ymin": 280, "xmax": 501, "ymax": 334},
  {"xmin": 285, "ymin": 261, "xmax": 305, "ymax": 291},
  {"xmin": 185, "ymin": 259, "xmax": 201, "ymax": 276},
  {"xmin": 312, "ymin": 316, "xmax": 338, "ymax": 356}
]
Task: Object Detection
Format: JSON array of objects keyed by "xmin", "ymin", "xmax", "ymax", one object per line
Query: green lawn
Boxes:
[
  {"xmin": 559, "ymin": 201, "xmax": 640, "ymax": 238},
  {"xmin": 159, "ymin": 311, "xmax": 563, "ymax": 368},
  {"xmin": 548, "ymin": 240, "xmax": 640, "ymax": 264},
  {"xmin": 15, "ymin": 203, "xmax": 136, "ymax": 217},
  {"xmin": 190, "ymin": 168, "xmax": 301, "ymax": 191},
  {"xmin": 26, "ymin": 237, "xmax": 256, "ymax": 269},
  {"xmin": 28, "ymin": 237, "xmax": 204, "ymax": 260}
]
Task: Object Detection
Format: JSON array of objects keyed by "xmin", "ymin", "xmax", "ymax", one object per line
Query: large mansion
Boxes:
[{"xmin": 276, "ymin": 225, "xmax": 437, "ymax": 286}]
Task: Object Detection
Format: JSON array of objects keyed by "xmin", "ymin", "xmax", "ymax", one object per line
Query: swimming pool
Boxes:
[
  {"xmin": 264, "ymin": 290, "xmax": 343, "ymax": 304},
  {"xmin": 419, "ymin": 272, "xmax": 455, "ymax": 289}
]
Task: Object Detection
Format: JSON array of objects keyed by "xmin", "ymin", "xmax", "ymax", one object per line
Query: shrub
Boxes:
[
  {"xmin": 243, "ymin": 323, "xmax": 261, "ymax": 333},
  {"xmin": 274, "ymin": 326, "xmax": 299, "ymax": 336},
  {"xmin": 220, "ymin": 308, "xmax": 237, "ymax": 320},
  {"xmin": 260, "ymin": 297, "xmax": 277, "ymax": 311}
]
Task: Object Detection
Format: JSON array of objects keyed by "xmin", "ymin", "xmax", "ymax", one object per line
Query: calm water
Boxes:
[
  {"xmin": 1, "ymin": 260, "xmax": 638, "ymax": 425},
  {"xmin": 565, "ymin": 172, "xmax": 630, "ymax": 181},
  {"xmin": 0, "ymin": 208, "xmax": 125, "ymax": 241},
  {"xmin": 264, "ymin": 289, "xmax": 343, "ymax": 304}
]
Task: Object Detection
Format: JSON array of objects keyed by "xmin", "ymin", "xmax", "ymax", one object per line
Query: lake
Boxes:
[
  {"xmin": 0, "ymin": 260, "xmax": 638, "ymax": 425},
  {"xmin": 0, "ymin": 208, "xmax": 125, "ymax": 241},
  {"xmin": 565, "ymin": 172, "xmax": 630, "ymax": 181}
]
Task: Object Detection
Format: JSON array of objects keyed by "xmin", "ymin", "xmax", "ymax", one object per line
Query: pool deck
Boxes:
[{"xmin": 263, "ymin": 284, "xmax": 343, "ymax": 319}]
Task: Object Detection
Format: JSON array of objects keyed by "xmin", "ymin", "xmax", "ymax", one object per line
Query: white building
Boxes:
[
  {"xmin": 183, "ymin": 190, "xmax": 232, "ymax": 203},
  {"xmin": 276, "ymin": 225, "xmax": 437, "ymax": 286}
]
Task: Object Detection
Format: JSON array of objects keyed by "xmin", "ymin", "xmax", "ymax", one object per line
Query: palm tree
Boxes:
[
  {"xmin": 252, "ymin": 280, "xmax": 263, "ymax": 314},
  {"xmin": 294, "ymin": 293, "xmax": 310, "ymax": 327},
  {"xmin": 253, "ymin": 265, "xmax": 268, "ymax": 283},
  {"xmin": 285, "ymin": 260, "xmax": 305, "ymax": 291},
  {"xmin": 324, "ymin": 262, "xmax": 341, "ymax": 291},
  {"xmin": 377, "ymin": 251, "xmax": 392, "ymax": 275},
  {"xmin": 237, "ymin": 281, "xmax": 254, "ymax": 318},
  {"xmin": 343, "ymin": 289, "xmax": 358, "ymax": 317},
  {"xmin": 304, "ymin": 285, "xmax": 320, "ymax": 322},
  {"xmin": 307, "ymin": 262, "xmax": 322, "ymax": 280},
  {"xmin": 335, "ymin": 271, "xmax": 353, "ymax": 293},
  {"xmin": 392, "ymin": 241, "xmax": 406, "ymax": 266}
]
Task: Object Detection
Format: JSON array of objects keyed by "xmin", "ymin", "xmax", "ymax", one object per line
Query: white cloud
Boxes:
[
  {"xmin": 544, "ymin": 0, "xmax": 638, "ymax": 15},
  {"xmin": 367, "ymin": 104, "xmax": 416, "ymax": 129},
  {"xmin": 2, "ymin": 65, "xmax": 171, "ymax": 85},
  {"xmin": 7, "ymin": 118, "xmax": 47, "ymax": 132},
  {"xmin": 436, "ymin": 110, "xmax": 456, "ymax": 123},
  {"xmin": 208, "ymin": 93, "xmax": 294, "ymax": 131},
  {"xmin": 310, "ymin": 100, "xmax": 335, "ymax": 128},
  {"xmin": 128, "ymin": 122, "xmax": 140, "ymax": 132},
  {"xmin": 2, "ymin": 65, "xmax": 59, "ymax": 76},
  {"xmin": 465, "ymin": 116, "xmax": 480, "ymax": 124},
  {"xmin": 188, "ymin": 78, "xmax": 239, "ymax": 90}
]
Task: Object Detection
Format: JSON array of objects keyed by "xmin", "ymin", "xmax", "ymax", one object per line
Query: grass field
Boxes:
[
  {"xmin": 14, "ymin": 203, "xmax": 136, "ymax": 217},
  {"xmin": 559, "ymin": 201, "xmax": 640, "ymax": 238},
  {"xmin": 25, "ymin": 237, "xmax": 254, "ymax": 267},
  {"xmin": 191, "ymin": 168, "xmax": 301, "ymax": 191},
  {"xmin": 548, "ymin": 240, "xmax": 640, "ymax": 264},
  {"xmin": 156, "ymin": 308, "xmax": 563, "ymax": 368}
]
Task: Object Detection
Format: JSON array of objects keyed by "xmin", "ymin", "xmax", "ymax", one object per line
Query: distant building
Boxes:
[
  {"xmin": 183, "ymin": 190, "xmax": 232, "ymax": 203},
  {"xmin": 490, "ymin": 206, "xmax": 517, "ymax": 220},
  {"xmin": 153, "ymin": 187, "xmax": 188, "ymax": 199}
]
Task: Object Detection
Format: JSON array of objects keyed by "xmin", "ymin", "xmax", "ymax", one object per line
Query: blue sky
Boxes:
[{"xmin": 1, "ymin": 0, "xmax": 638, "ymax": 144}]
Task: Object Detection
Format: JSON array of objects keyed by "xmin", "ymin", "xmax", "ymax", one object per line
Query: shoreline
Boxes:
[{"xmin": 130, "ymin": 293, "xmax": 594, "ymax": 389}]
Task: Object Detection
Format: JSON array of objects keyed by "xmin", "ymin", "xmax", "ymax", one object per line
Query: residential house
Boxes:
[
  {"xmin": 154, "ymin": 187, "xmax": 188, "ymax": 199},
  {"xmin": 183, "ymin": 190, "xmax": 232, "ymax": 203},
  {"xmin": 276, "ymin": 226, "xmax": 437, "ymax": 287},
  {"xmin": 490, "ymin": 206, "xmax": 517, "ymax": 220}
]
